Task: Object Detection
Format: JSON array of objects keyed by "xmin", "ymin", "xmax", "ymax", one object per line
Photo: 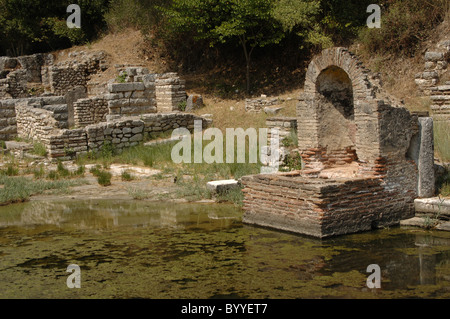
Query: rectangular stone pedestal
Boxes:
[{"xmin": 241, "ymin": 173, "xmax": 415, "ymax": 238}]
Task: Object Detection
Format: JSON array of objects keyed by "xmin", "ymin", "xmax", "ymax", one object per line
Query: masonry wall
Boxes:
[
  {"xmin": 0, "ymin": 99, "xmax": 17, "ymax": 140},
  {"xmin": 106, "ymin": 79, "xmax": 157, "ymax": 117},
  {"xmin": 246, "ymin": 97, "xmax": 280, "ymax": 113},
  {"xmin": 46, "ymin": 51, "xmax": 107, "ymax": 95},
  {"xmin": 0, "ymin": 53, "xmax": 53, "ymax": 99},
  {"xmin": 46, "ymin": 113, "xmax": 209, "ymax": 160},
  {"xmin": 242, "ymin": 173, "xmax": 415, "ymax": 238},
  {"xmin": 15, "ymin": 103, "xmax": 62, "ymax": 142},
  {"xmin": 73, "ymin": 97, "xmax": 108, "ymax": 127},
  {"xmin": 155, "ymin": 73, "xmax": 186, "ymax": 113},
  {"xmin": 430, "ymin": 84, "xmax": 450, "ymax": 120}
]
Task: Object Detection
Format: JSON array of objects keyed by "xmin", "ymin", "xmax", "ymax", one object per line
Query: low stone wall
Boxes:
[
  {"xmin": 242, "ymin": 173, "xmax": 415, "ymax": 238},
  {"xmin": 2, "ymin": 96, "xmax": 68, "ymax": 142},
  {"xmin": 86, "ymin": 118, "xmax": 145, "ymax": 154},
  {"xmin": 15, "ymin": 102, "xmax": 62, "ymax": 142},
  {"xmin": 415, "ymin": 41, "xmax": 450, "ymax": 94},
  {"xmin": 45, "ymin": 113, "xmax": 208, "ymax": 160},
  {"xmin": 0, "ymin": 99, "xmax": 17, "ymax": 140},
  {"xmin": 430, "ymin": 83, "xmax": 450, "ymax": 120},
  {"xmin": 73, "ymin": 97, "xmax": 108, "ymax": 127},
  {"xmin": 47, "ymin": 129, "xmax": 87, "ymax": 159},
  {"xmin": 266, "ymin": 117, "xmax": 297, "ymax": 141},
  {"xmin": 246, "ymin": 96, "xmax": 280, "ymax": 113},
  {"xmin": 155, "ymin": 73, "xmax": 186, "ymax": 113}
]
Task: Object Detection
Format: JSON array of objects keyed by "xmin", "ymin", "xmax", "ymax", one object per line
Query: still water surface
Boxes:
[{"xmin": 0, "ymin": 199, "xmax": 449, "ymax": 299}]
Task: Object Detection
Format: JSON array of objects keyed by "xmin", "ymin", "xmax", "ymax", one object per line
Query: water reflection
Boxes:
[
  {"xmin": 0, "ymin": 200, "xmax": 449, "ymax": 299},
  {"xmin": 0, "ymin": 200, "xmax": 240, "ymax": 231}
]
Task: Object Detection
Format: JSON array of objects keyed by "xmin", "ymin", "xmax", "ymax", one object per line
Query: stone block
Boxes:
[
  {"xmin": 425, "ymin": 52, "xmax": 444, "ymax": 62},
  {"xmin": 207, "ymin": 180, "xmax": 240, "ymax": 194}
]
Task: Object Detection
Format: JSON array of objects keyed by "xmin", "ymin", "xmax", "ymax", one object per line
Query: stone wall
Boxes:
[
  {"xmin": 0, "ymin": 99, "xmax": 17, "ymax": 140},
  {"xmin": 1, "ymin": 96, "xmax": 68, "ymax": 142},
  {"xmin": 45, "ymin": 51, "xmax": 107, "ymax": 96},
  {"xmin": 0, "ymin": 53, "xmax": 53, "ymax": 99},
  {"xmin": 15, "ymin": 102, "xmax": 62, "ymax": 142},
  {"xmin": 246, "ymin": 96, "xmax": 281, "ymax": 113},
  {"xmin": 73, "ymin": 97, "xmax": 108, "ymax": 127},
  {"xmin": 155, "ymin": 73, "xmax": 186, "ymax": 113},
  {"xmin": 242, "ymin": 173, "xmax": 415, "ymax": 238},
  {"xmin": 3, "ymin": 69, "xmax": 29, "ymax": 99},
  {"xmin": 106, "ymin": 78, "xmax": 157, "ymax": 117},
  {"xmin": 242, "ymin": 47, "xmax": 431, "ymax": 238},
  {"xmin": 44, "ymin": 113, "xmax": 209, "ymax": 160},
  {"xmin": 415, "ymin": 40, "xmax": 450, "ymax": 94},
  {"xmin": 430, "ymin": 83, "xmax": 450, "ymax": 120}
]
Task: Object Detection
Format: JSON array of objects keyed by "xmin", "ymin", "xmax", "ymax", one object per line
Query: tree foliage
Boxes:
[{"xmin": 0, "ymin": 0, "xmax": 110, "ymax": 56}]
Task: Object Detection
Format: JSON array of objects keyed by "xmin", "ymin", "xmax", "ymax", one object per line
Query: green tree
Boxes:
[
  {"xmin": 0, "ymin": 0, "xmax": 110, "ymax": 56},
  {"xmin": 163, "ymin": 0, "xmax": 285, "ymax": 94},
  {"xmin": 273, "ymin": 0, "xmax": 331, "ymax": 49}
]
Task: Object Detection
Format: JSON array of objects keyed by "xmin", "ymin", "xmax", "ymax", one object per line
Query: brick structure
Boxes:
[
  {"xmin": 73, "ymin": 97, "xmax": 108, "ymax": 127},
  {"xmin": 155, "ymin": 73, "xmax": 187, "ymax": 113},
  {"xmin": 242, "ymin": 47, "xmax": 432, "ymax": 238},
  {"xmin": 430, "ymin": 83, "xmax": 450, "ymax": 121}
]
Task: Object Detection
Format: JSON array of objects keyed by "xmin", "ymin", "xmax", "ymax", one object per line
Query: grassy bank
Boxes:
[
  {"xmin": 0, "ymin": 175, "xmax": 88, "ymax": 206},
  {"xmin": 74, "ymin": 137, "xmax": 262, "ymax": 205}
]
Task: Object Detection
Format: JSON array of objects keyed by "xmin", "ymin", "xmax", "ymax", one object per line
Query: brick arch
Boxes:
[
  {"xmin": 297, "ymin": 47, "xmax": 381, "ymax": 169},
  {"xmin": 303, "ymin": 47, "xmax": 374, "ymax": 102}
]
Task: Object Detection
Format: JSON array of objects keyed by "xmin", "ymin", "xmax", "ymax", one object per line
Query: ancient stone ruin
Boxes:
[
  {"xmin": 0, "ymin": 51, "xmax": 207, "ymax": 160},
  {"xmin": 242, "ymin": 47, "xmax": 435, "ymax": 238},
  {"xmin": 415, "ymin": 39, "xmax": 450, "ymax": 122}
]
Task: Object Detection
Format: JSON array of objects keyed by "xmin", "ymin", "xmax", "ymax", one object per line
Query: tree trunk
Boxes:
[
  {"xmin": 241, "ymin": 35, "xmax": 251, "ymax": 95},
  {"xmin": 246, "ymin": 57, "xmax": 250, "ymax": 95}
]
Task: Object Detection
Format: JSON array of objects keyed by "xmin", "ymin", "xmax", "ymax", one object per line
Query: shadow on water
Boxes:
[{"xmin": 0, "ymin": 199, "xmax": 449, "ymax": 299}]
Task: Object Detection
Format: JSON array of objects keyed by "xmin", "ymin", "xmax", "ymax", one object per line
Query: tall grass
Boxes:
[
  {"xmin": 0, "ymin": 175, "xmax": 88, "ymax": 205},
  {"xmin": 435, "ymin": 121, "xmax": 450, "ymax": 163}
]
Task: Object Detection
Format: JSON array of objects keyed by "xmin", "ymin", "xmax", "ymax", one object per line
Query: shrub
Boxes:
[
  {"xmin": 73, "ymin": 165, "xmax": 86, "ymax": 177},
  {"xmin": 47, "ymin": 170, "xmax": 59, "ymax": 180},
  {"xmin": 57, "ymin": 161, "xmax": 71, "ymax": 178},
  {"xmin": 358, "ymin": 0, "xmax": 448, "ymax": 56},
  {"xmin": 33, "ymin": 165, "xmax": 46, "ymax": 179},
  {"xmin": 97, "ymin": 170, "xmax": 112, "ymax": 187},
  {"xmin": 0, "ymin": 162, "xmax": 19, "ymax": 176},
  {"xmin": 121, "ymin": 170, "xmax": 134, "ymax": 181},
  {"xmin": 31, "ymin": 143, "xmax": 48, "ymax": 157},
  {"xmin": 89, "ymin": 165, "xmax": 102, "ymax": 176},
  {"xmin": 127, "ymin": 187, "xmax": 150, "ymax": 200}
]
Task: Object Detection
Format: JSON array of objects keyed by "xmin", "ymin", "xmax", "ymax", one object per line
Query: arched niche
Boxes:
[{"xmin": 315, "ymin": 65, "xmax": 356, "ymax": 151}]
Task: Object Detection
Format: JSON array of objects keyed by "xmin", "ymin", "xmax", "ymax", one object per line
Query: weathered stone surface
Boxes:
[
  {"xmin": 416, "ymin": 118, "xmax": 435, "ymax": 198},
  {"xmin": 185, "ymin": 95, "xmax": 204, "ymax": 112},
  {"xmin": 207, "ymin": 180, "xmax": 240, "ymax": 194},
  {"xmin": 415, "ymin": 198, "xmax": 450, "ymax": 217},
  {"xmin": 243, "ymin": 47, "xmax": 421, "ymax": 238},
  {"xmin": 425, "ymin": 51, "xmax": 445, "ymax": 62},
  {"xmin": 264, "ymin": 107, "xmax": 284, "ymax": 115}
]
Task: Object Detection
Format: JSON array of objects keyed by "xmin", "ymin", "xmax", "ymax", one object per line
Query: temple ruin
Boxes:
[
  {"xmin": 0, "ymin": 51, "xmax": 207, "ymax": 160},
  {"xmin": 242, "ymin": 47, "xmax": 435, "ymax": 238}
]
